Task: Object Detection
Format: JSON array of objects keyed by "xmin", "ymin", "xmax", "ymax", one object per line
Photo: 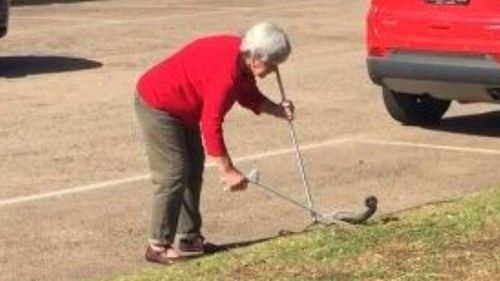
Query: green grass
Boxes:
[{"xmin": 103, "ymin": 186, "xmax": 500, "ymax": 281}]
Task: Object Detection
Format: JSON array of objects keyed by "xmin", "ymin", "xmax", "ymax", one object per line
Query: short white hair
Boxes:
[{"xmin": 240, "ymin": 22, "xmax": 291, "ymax": 64}]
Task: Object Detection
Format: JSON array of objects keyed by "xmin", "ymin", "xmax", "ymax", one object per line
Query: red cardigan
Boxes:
[{"xmin": 137, "ymin": 35, "xmax": 269, "ymax": 157}]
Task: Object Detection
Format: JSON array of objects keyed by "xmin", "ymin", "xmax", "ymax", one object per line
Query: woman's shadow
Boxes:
[
  {"xmin": 0, "ymin": 55, "xmax": 102, "ymax": 78},
  {"xmin": 425, "ymin": 110, "xmax": 500, "ymax": 137}
]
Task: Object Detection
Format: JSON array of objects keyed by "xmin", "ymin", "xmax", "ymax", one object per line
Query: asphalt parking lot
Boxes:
[{"xmin": 1, "ymin": 0, "xmax": 500, "ymax": 280}]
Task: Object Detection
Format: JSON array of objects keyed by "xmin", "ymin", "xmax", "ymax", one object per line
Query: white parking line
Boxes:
[
  {"xmin": 14, "ymin": 10, "xmax": 231, "ymax": 35},
  {"xmin": 14, "ymin": 16, "xmax": 118, "ymax": 23},
  {"xmin": 99, "ymin": 1, "xmax": 318, "ymax": 11},
  {"xmin": 0, "ymin": 137, "xmax": 355, "ymax": 207},
  {"xmin": 89, "ymin": 3, "xmax": 253, "ymax": 11},
  {"xmin": 13, "ymin": 0, "xmax": 326, "ymax": 35},
  {"xmin": 0, "ymin": 175, "xmax": 150, "ymax": 207},
  {"xmin": 354, "ymin": 139, "xmax": 500, "ymax": 155},
  {"xmin": 2, "ymin": 136, "xmax": 499, "ymax": 208}
]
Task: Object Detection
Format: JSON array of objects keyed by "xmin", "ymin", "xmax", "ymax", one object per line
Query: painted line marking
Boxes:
[
  {"xmin": 0, "ymin": 175, "xmax": 150, "ymax": 208},
  {"xmin": 1, "ymin": 136, "xmax": 499, "ymax": 207},
  {"xmin": 94, "ymin": 1, "xmax": 318, "ymax": 11},
  {"xmin": 353, "ymin": 139, "xmax": 500, "ymax": 155},
  {"xmin": 13, "ymin": 10, "xmax": 231, "ymax": 35},
  {"xmin": 14, "ymin": 16, "xmax": 119, "ymax": 23},
  {"xmin": 82, "ymin": 3, "xmax": 254, "ymax": 11},
  {"xmin": 0, "ymin": 137, "xmax": 355, "ymax": 207},
  {"xmin": 12, "ymin": 0, "xmax": 326, "ymax": 35}
]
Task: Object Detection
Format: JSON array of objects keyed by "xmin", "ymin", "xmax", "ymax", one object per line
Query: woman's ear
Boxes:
[
  {"xmin": 250, "ymin": 57, "xmax": 259, "ymax": 68},
  {"xmin": 242, "ymin": 52, "xmax": 253, "ymax": 67},
  {"xmin": 244, "ymin": 50, "xmax": 252, "ymax": 58},
  {"xmin": 242, "ymin": 51, "xmax": 253, "ymax": 62}
]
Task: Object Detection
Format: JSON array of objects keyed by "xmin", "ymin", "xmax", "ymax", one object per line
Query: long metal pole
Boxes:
[
  {"xmin": 250, "ymin": 180, "xmax": 321, "ymax": 217},
  {"xmin": 275, "ymin": 68, "xmax": 317, "ymax": 223}
]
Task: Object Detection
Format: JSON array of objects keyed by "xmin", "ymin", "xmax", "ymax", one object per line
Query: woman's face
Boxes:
[{"xmin": 247, "ymin": 57, "xmax": 277, "ymax": 79}]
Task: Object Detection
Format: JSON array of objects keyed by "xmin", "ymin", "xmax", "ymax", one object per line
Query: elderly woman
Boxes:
[{"xmin": 135, "ymin": 22, "xmax": 293, "ymax": 265}]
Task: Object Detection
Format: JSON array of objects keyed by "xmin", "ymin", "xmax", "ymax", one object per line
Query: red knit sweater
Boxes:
[{"xmin": 137, "ymin": 35, "xmax": 269, "ymax": 157}]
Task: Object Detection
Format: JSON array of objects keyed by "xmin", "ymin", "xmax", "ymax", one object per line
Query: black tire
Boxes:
[
  {"xmin": 382, "ymin": 87, "xmax": 451, "ymax": 125},
  {"xmin": 0, "ymin": 26, "xmax": 6, "ymax": 38},
  {"xmin": 0, "ymin": 0, "xmax": 8, "ymax": 38}
]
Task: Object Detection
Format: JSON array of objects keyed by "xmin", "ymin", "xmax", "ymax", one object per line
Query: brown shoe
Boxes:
[
  {"xmin": 177, "ymin": 236, "xmax": 221, "ymax": 256},
  {"xmin": 145, "ymin": 245, "xmax": 182, "ymax": 265}
]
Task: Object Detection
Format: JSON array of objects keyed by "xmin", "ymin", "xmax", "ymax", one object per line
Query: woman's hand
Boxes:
[
  {"xmin": 278, "ymin": 100, "xmax": 295, "ymax": 121},
  {"xmin": 221, "ymin": 167, "xmax": 248, "ymax": 192},
  {"xmin": 259, "ymin": 99, "xmax": 295, "ymax": 121},
  {"xmin": 210, "ymin": 155, "xmax": 248, "ymax": 192}
]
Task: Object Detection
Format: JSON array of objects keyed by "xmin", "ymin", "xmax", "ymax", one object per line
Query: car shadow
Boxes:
[
  {"xmin": 424, "ymin": 110, "xmax": 500, "ymax": 137},
  {"xmin": 0, "ymin": 55, "xmax": 102, "ymax": 78}
]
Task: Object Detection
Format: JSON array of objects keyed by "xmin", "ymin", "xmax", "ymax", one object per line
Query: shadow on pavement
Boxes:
[
  {"xmin": 205, "ymin": 228, "xmax": 315, "ymax": 254},
  {"xmin": 425, "ymin": 110, "xmax": 500, "ymax": 137},
  {"xmin": 204, "ymin": 236, "xmax": 275, "ymax": 255},
  {"xmin": 0, "ymin": 55, "xmax": 102, "ymax": 78}
]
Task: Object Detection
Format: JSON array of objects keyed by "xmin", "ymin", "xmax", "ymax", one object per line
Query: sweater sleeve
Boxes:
[
  {"xmin": 200, "ymin": 80, "xmax": 233, "ymax": 157},
  {"xmin": 237, "ymin": 79, "xmax": 270, "ymax": 115}
]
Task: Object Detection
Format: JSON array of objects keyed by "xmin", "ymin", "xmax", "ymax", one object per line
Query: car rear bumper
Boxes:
[
  {"xmin": 367, "ymin": 51, "xmax": 500, "ymax": 86},
  {"xmin": 367, "ymin": 51, "xmax": 500, "ymax": 102}
]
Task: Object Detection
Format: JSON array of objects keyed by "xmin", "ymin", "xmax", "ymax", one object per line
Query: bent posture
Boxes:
[{"xmin": 135, "ymin": 22, "xmax": 294, "ymax": 265}]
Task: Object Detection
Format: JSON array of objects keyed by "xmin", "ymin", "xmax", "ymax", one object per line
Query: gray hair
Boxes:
[{"xmin": 240, "ymin": 22, "xmax": 291, "ymax": 64}]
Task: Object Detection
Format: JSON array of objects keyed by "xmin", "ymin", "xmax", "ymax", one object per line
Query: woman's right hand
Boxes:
[
  {"xmin": 221, "ymin": 167, "xmax": 248, "ymax": 192},
  {"xmin": 210, "ymin": 154, "xmax": 248, "ymax": 192}
]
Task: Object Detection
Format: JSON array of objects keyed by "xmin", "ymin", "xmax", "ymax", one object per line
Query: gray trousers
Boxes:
[{"xmin": 134, "ymin": 95, "xmax": 205, "ymax": 246}]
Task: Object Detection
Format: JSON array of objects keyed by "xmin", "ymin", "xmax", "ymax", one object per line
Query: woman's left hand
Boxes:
[{"xmin": 279, "ymin": 100, "xmax": 295, "ymax": 121}]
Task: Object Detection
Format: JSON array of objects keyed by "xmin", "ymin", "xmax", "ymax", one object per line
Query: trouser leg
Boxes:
[
  {"xmin": 134, "ymin": 95, "xmax": 189, "ymax": 246},
  {"xmin": 176, "ymin": 127, "xmax": 205, "ymax": 240}
]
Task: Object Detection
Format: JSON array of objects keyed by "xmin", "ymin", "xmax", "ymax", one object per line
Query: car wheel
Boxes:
[{"xmin": 382, "ymin": 87, "xmax": 451, "ymax": 125}]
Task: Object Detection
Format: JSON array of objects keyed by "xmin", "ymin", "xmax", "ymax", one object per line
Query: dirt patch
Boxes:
[
  {"xmin": 442, "ymin": 229, "xmax": 500, "ymax": 281},
  {"xmin": 343, "ymin": 238, "xmax": 429, "ymax": 276},
  {"xmin": 227, "ymin": 263, "xmax": 351, "ymax": 281}
]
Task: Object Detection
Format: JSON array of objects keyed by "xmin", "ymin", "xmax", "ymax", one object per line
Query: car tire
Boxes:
[
  {"xmin": 382, "ymin": 87, "xmax": 451, "ymax": 125},
  {"xmin": 0, "ymin": 27, "xmax": 6, "ymax": 38},
  {"xmin": 0, "ymin": 0, "xmax": 8, "ymax": 38}
]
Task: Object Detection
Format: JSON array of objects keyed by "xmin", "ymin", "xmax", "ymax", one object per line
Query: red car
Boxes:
[{"xmin": 366, "ymin": 0, "xmax": 500, "ymax": 125}]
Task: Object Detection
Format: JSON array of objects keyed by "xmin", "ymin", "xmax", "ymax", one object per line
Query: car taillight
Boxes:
[{"xmin": 369, "ymin": 47, "xmax": 389, "ymax": 57}]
